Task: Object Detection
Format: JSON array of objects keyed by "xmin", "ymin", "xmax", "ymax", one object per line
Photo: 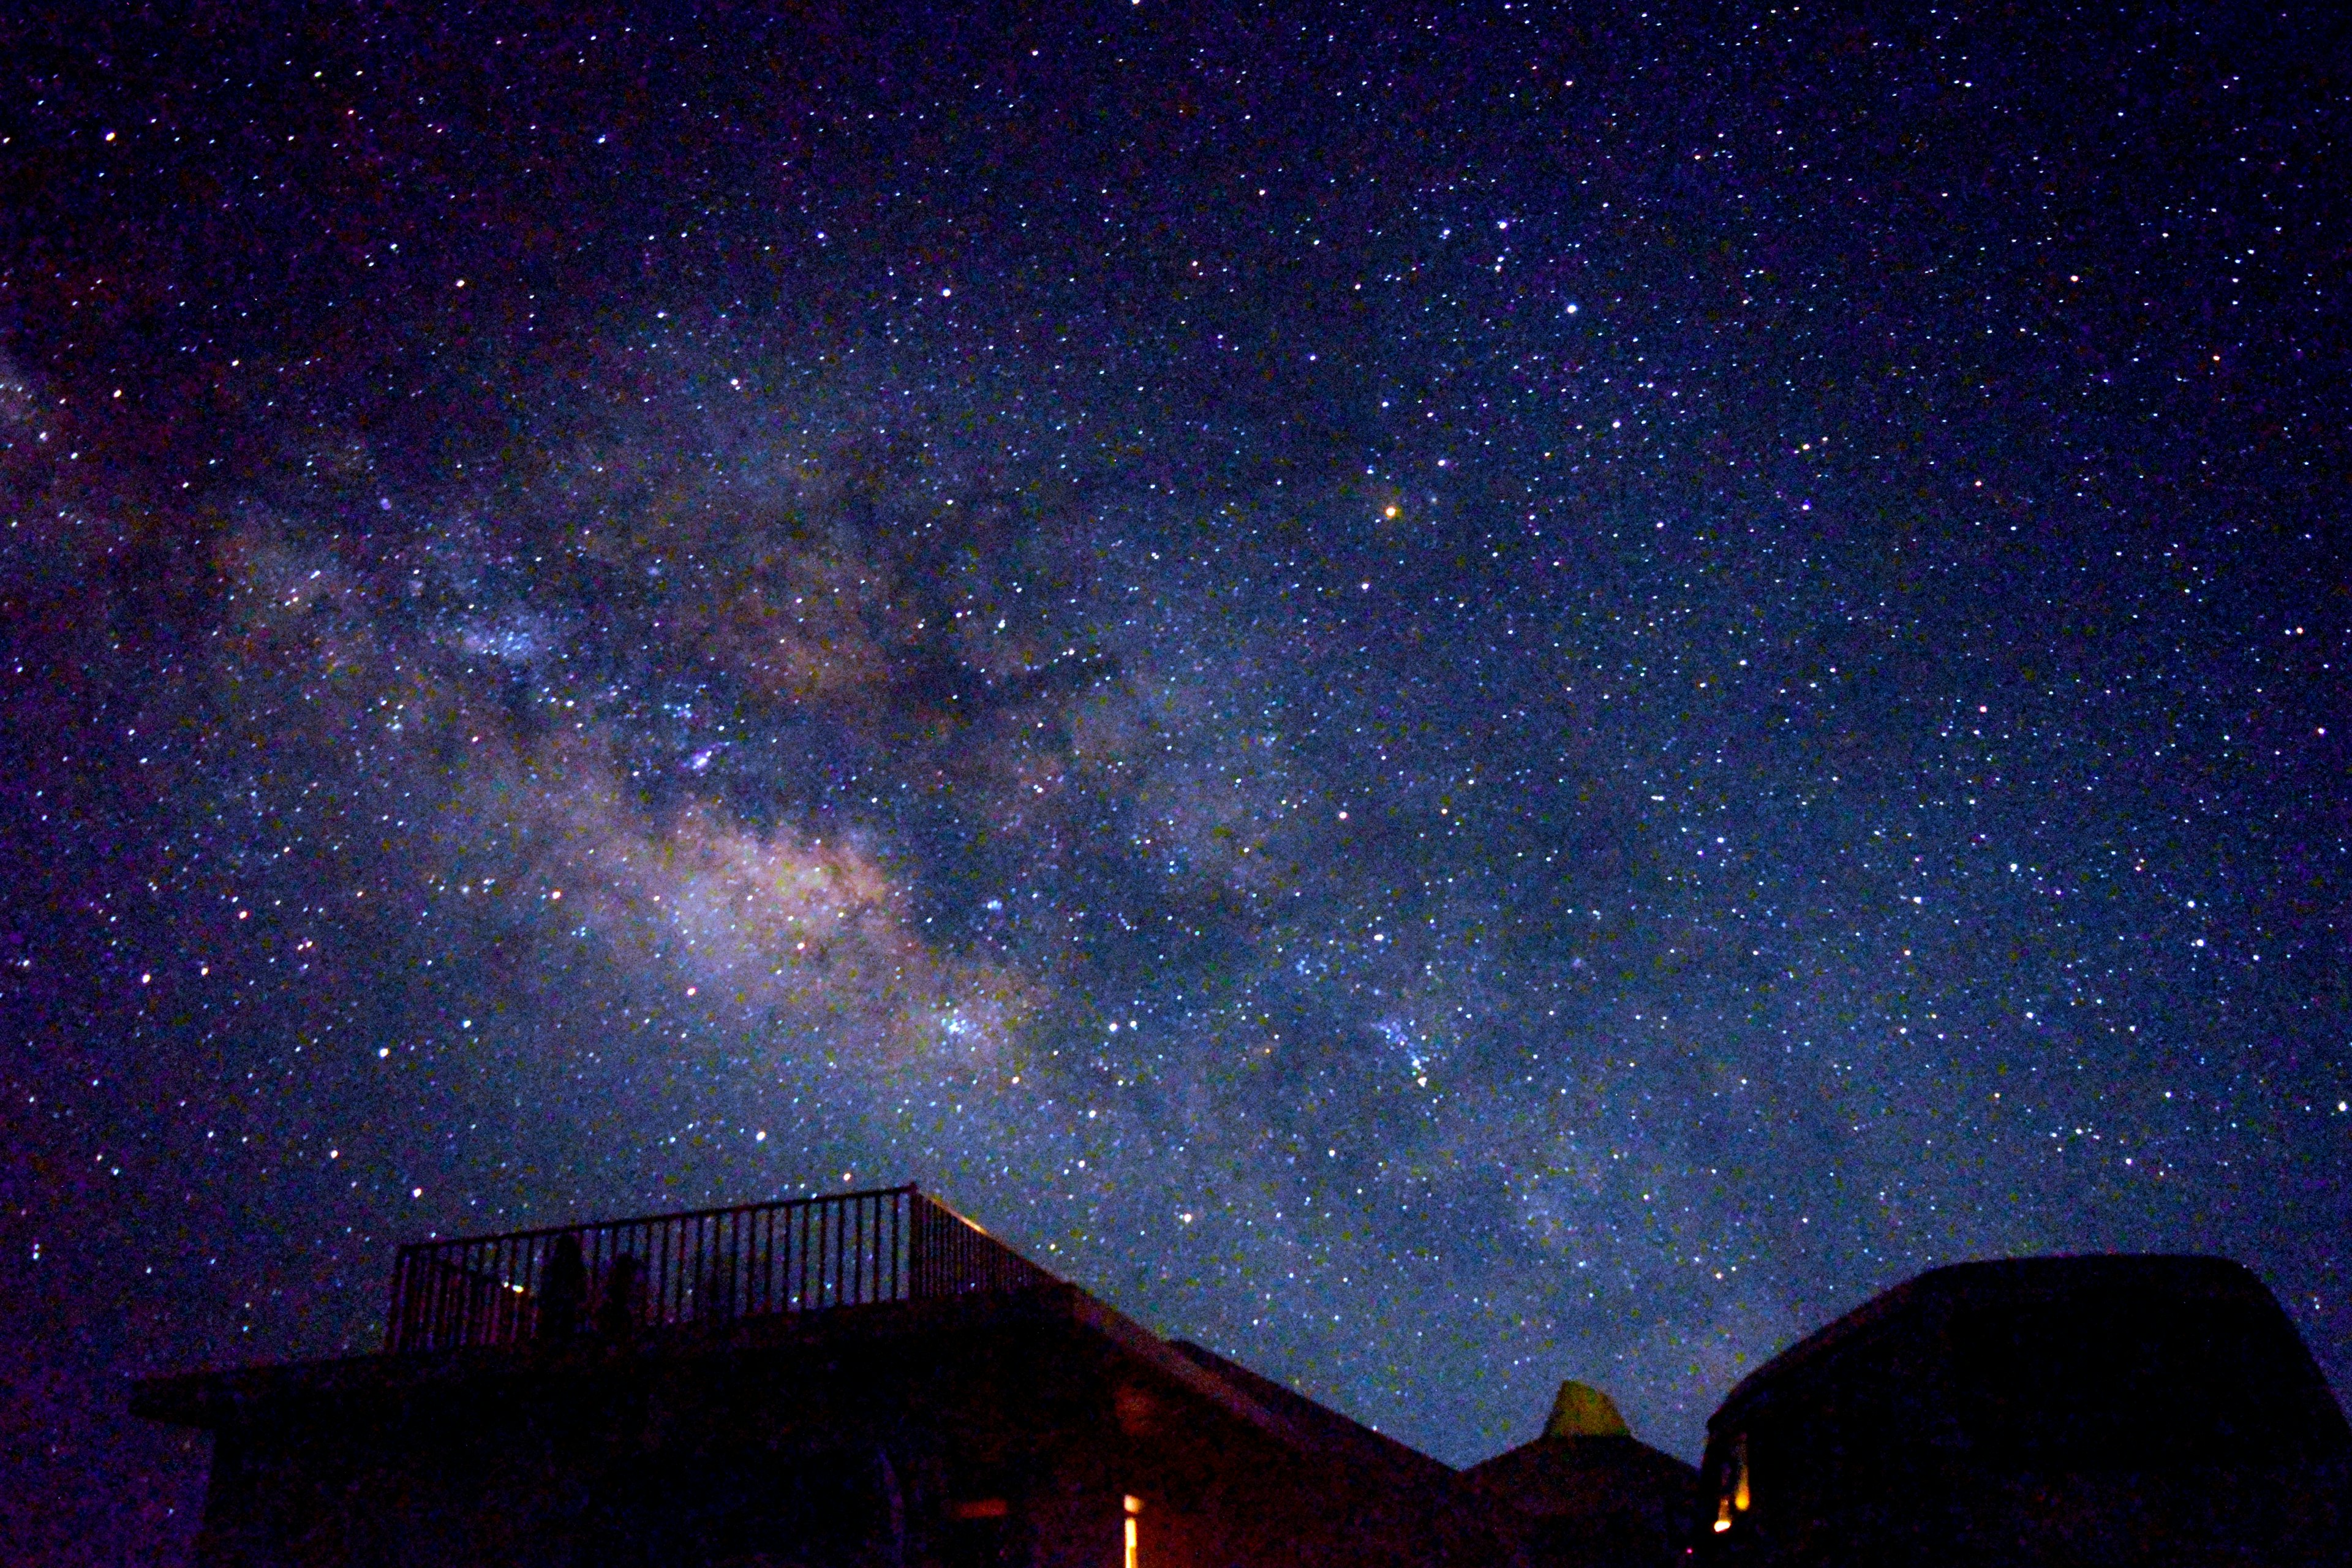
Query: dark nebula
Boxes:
[{"xmin": 3, "ymin": 5, "xmax": 2345, "ymax": 1560}]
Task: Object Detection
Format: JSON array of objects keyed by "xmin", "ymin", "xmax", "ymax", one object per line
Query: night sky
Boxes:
[{"xmin": 5, "ymin": 4, "xmax": 2348, "ymax": 1560}]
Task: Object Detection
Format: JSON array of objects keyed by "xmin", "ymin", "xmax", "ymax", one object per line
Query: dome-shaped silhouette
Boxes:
[
  {"xmin": 1543, "ymin": 1379, "xmax": 1632, "ymax": 1441},
  {"xmin": 1468, "ymin": 1378, "xmax": 1698, "ymax": 1568}
]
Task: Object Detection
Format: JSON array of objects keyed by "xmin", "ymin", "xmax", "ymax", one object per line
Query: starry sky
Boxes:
[{"xmin": 4, "ymin": 3, "xmax": 2348, "ymax": 1559}]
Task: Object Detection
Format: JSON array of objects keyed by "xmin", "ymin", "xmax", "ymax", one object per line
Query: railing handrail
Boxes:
[
  {"xmin": 383, "ymin": 1183, "xmax": 1051, "ymax": 1355},
  {"xmin": 390, "ymin": 1183, "xmax": 922, "ymax": 1257}
]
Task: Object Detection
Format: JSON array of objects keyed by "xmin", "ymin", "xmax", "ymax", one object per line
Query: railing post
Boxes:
[{"xmin": 387, "ymin": 1249, "xmax": 409, "ymax": 1352}]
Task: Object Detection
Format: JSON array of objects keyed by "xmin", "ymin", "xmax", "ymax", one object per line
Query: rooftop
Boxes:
[{"xmin": 130, "ymin": 1183, "xmax": 1449, "ymax": 1494}]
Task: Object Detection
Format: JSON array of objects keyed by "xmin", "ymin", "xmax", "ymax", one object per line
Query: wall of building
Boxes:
[{"xmin": 178, "ymin": 1308, "xmax": 1506, "ymax": 1568}]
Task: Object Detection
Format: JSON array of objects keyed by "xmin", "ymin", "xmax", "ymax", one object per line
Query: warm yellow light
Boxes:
[
  {"xmin": 1713, "ymin": 1518, "xmax": 1732, "ymax": 1534},
  {"xmin": 1124, "ymin": 1513, "xmax": 1138, "ymax": 1568},
  {"xmin": 1384, "ymin": 505, "xmax": 1400, "ymax": 519}
]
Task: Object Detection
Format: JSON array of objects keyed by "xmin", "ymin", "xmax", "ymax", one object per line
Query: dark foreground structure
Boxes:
[
  {"xmin": 138, "ymin": 1186, "xmax": 1689, "ymax": 1568},
  {"xmin": 1691, "ymin": 1253, "xmax": 2352, "ymax": 1566},
  {"xmin": 152, "ymin": 1190, "xmax": 2331, "ymax": 1567},
  {"xmin": 1464, "ymin": 1380, "xmax": 1698, "ymax": 1568}
]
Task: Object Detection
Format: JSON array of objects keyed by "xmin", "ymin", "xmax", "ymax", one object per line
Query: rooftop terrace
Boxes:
[{"xmin": 385, "ymin": 1184, "xmax": 1050, "ymax": 1353}]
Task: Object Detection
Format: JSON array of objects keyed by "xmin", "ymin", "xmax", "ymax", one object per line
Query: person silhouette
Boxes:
[
  {"xmin": 595, "ymin": 1253, "xmax": 643, "ymax": 1338},
  {"xmin": 538, "ymin": 1234, "xmax": 587, "ymax": 1341}
]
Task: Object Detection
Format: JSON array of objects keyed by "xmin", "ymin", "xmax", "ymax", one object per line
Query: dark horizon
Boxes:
[{"xmin": 5, "ymin": 3, "xmax": 2348, "ymax": 1561}]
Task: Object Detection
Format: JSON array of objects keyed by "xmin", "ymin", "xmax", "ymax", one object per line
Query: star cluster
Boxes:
[{"xmin": 3, "ymin": 5, "xmax": 2346, "ymax": 1561}]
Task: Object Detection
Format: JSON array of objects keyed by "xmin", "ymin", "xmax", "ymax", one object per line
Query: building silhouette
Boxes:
[
  {"xmin": 1464, "ymin": 1381, "xmax": 1699, "ymax": 1568},
  {"xmin": 135, "ymin": 1186, "xmax": 1691, "ymax": 1568},
  {"xmin": 1689, "ymin": 1254, "xmax": 2352, "ymax": 1566}
]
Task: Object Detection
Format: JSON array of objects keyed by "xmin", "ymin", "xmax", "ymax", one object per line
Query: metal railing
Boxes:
[{"xmin": 384, "ymin": 1185, "xmax": 1054, "ymax": 1354}]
